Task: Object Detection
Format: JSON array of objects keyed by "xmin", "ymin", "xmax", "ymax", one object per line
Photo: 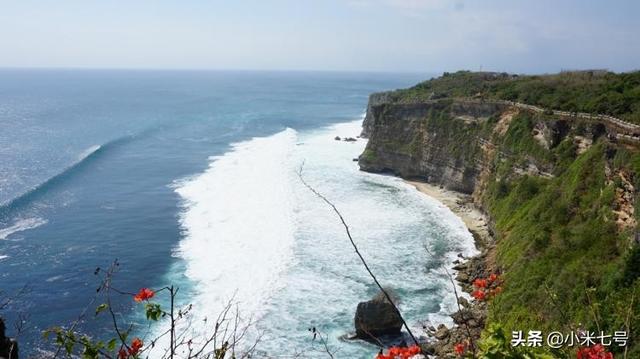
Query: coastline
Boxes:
[
  {"xmin": 405, "ymin": 181, "xmax": 491, "ymax": 248},
  {"xmin": 405, "ymin": 180, "xmax": 493, "ymax": 357}
]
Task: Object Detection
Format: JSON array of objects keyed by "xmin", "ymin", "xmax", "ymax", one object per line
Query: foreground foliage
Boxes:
[{"xmin": 43, "ymin": 261, "xmax": 258, "ymax": 359}]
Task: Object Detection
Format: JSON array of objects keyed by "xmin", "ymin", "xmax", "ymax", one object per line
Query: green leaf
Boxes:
[
  {"xmin": 145, "ymin": 303, "xmax": 163, "ymax": 321},
  {"xmin": 95, "ymin": 303, "xmax": 109, "ymax": 316},
  {"xmin": 107, "ymin": 338, "xmax": 118, "ymax": 351},
  {"xmin": 82, "ymin": 343, "xmax": 99, "ymax": 359},
  {"xmin": 65, "ymin": 340, "xmax": 74, "ymax": 355}
]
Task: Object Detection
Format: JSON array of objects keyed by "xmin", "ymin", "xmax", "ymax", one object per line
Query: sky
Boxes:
[{"xmin": 0, "ymin": 0, "xmax": 638, "ymax": 74}]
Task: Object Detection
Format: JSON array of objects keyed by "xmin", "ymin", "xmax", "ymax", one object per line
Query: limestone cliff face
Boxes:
[
  {"xmin": 361, "ymin": 92, "xmax": 396, "ymax": 138},
  {"xmin": 359, "ymin": 100, "xmax": 508, "ymax": 194},
  {"xmin": 358, "ymin": 97, "xmax": 632, "ymax": 202}
]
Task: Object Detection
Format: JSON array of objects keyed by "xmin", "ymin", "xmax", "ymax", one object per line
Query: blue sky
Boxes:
[{"xmin": 0, "ymin": 0, "xmax": 638, "ymax": 73}]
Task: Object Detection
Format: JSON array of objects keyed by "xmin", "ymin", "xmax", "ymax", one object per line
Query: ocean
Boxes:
[{"xmin": 0, "ymin": 69, "xmax": 476, "ymax": 358}]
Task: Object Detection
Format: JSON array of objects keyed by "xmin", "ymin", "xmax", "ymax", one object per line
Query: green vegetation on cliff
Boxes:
[
  {"xmin": 485, "ymin": 138, "xmax": 640, "ymax": 357},
  {"xmin": 392, "ymin": 70, "xmax": 640, "ymax": 124},
  {"xmin": 360, "ymin": 70, "xmax": 640, "ymax": 358}
]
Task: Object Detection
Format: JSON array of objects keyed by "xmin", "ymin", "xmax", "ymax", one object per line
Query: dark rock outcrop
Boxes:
[
  {"xmin": 422, "ymin": 251, "xmax": 489, "ymax": 358},
  {"xmin": 354, "ymin": 291, "xmax": 403, "ymax": 342},
  {"xmin": 0, "ymin": 318, "xmax": 18, "ymax": 359},
  {"xmin": 433, "ymin": 324, "xmax": 450, "ymax": 340}
]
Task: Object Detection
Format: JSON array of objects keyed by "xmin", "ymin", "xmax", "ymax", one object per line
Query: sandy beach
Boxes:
[{"xmin": 405, "ymin": 180, "xmax": 492, "ymax": 247}]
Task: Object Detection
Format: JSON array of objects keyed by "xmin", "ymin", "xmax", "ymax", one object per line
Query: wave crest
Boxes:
[
  {"xmin": 174, "ymin": 128, "xmax": 298, "ymax": 319},
  {"xmin": 0, "ymin": 135, "xmax": 134, "ymax": 218}
]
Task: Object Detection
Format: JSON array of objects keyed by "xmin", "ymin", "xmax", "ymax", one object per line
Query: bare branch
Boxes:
[{"xmin": 297, "ymin": 163, "xmax": 420, "ymax": 346}]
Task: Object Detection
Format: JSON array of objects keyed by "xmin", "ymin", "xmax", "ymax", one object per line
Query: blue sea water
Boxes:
[{"xmin": 0, "ymin": 70, "xmax": 477, "ymax": 358}]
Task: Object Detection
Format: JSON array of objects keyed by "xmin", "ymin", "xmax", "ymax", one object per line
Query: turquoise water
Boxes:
[{"xmin": 0, "ymin": 70, "xmax": 475, "ymax": 357}]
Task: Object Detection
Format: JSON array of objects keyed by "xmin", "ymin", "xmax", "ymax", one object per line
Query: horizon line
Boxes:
[
  {"xmin": 1, "ymin": 66, "xmax": 637, "ymax": 76},
  {"xmin": 0, "ymin": 65, "xmax": 437, "ymax": 75}
]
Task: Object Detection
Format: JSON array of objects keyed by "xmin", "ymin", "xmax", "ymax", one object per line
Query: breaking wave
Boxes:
[
  {"xmin": 0, "ymin": 217, "xmax": 48, "ymax": 240},
  {"xmin": 0, "ymin": 135, "xmax": 137, "ymax": 218},
  {"xmin": 166, "ymin": 121, "xmax": 477, "ymax": 358},
  {"xmin": 173, "ymin": 128, "xmax": 298, "ymax": 321}
]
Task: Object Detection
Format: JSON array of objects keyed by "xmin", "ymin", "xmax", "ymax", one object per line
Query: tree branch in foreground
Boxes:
[{"xmin": 297, "ymin": 163, "xmax": 420, "ymax": 347}]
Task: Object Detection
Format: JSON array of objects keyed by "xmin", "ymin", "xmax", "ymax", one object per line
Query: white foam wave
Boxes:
[
  {"xmin": 162, "ymin": 119, "xmax": 479, "ymax": 357},
  {"xmin": 399, "ymin": 183, "xmax": 479, "ymax": 326},
  {"xmin": 251, "ymin": 120, "xmax": 478, "ymax": 356},
  {"xmin": 46, "ymin": 275, "xmax": 64, "ymax": 282},
  {"xmin": 170, "ymin": 128, "xmax": 298, "ymax": 337},
  {"xmin": 78, "ymin": 144, "xmax": 102, "ymax": 161},
  {"xmin": 0, "ymin": 217, "xmax": 48, "ymax": 240}
]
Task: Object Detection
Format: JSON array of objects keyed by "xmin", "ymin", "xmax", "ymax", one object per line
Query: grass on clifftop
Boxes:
[{"xmin": 392, "ymin": 70, "xmax": 640, "ymax": 124}]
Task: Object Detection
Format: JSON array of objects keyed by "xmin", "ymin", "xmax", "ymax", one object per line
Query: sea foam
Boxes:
[
  {"xmin": 165, "ymin": 121, "xmax": 478, "ymax": 358},
  {"xmin": 0, "ymin": 217, "xmax": 48, "ymax": 240},
  {"xmin": 173, "ymin": 128, "xmax": 298, "ymax": 322}
]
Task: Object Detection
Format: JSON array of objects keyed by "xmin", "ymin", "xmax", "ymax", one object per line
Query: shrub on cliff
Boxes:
[
  {"xmin": 484, "ymin": 139, "xmax": 640, "ymax": 357},
  {"xmin": 393, "ymin": 71, "xmax": 640, "ymax": 124}
]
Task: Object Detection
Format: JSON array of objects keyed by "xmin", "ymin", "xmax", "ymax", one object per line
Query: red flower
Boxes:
[
  {"xmin": 472, "ymin": 289, "xmax": 486, "ymax": 301},
  {"xmin": 489, "ymin": 273, "xmax": 499, "ymax": 282},
  {"xmin": 128, "ymin": 337, "xmax": 143, "ymax": 356},
  {"xmin": 577, "ymin": 344, "xmax": 613, "ymax": 359},
  {"xmin": 406, "ymin": 345, "xmax": 421, "ymax": 355},
  {"xmin": 473, "ymin": 278, "xmax": 488, "ymax": 288},
  {"xmin": 133, "ymin": 288, "xmax": 155, "ymax": 302},
  {"xmin": 375, "ymin": 345, "xmax": 422, "ymax": 359},
  {"xmin": 118, "ymin": 348, "xmax": 128, "ymax": 359},
  {"xmin": 454, "ymin": 342, "xmax": 466, "ymax": 355},
  {"xmin": 388, "ymin": 346, "xmax": 401, "ymax": 356}
]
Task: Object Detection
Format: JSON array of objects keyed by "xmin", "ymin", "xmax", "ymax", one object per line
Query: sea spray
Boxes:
[
  {"xmin": 175, "ymin": 129, "xmax": 297, "ymax": 315},
  {"xmin": 0, "ymin": 217, "xmax": 48, "ymax": 241},
  {"xmin": 165, "ymin": 120, "xmax": 478, "ymax": 358},
  {"xmin": 150, "ymin": 129, "xmax": 300, "ymax": 356}
]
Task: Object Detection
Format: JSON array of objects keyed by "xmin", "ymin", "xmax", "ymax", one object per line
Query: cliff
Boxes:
[
  {"xmin": 361, "ymin": 91, "xmax": 396, "ymax": 138},
  {"xmin": 360, "ymin": 99, "xmax": 510, "ymax": 194},
  {"xmin": 359, "ymin": 71, "xmax": 640, "ymax": 358}
]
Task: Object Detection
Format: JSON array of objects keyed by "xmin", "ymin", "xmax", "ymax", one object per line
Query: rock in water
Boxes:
[
  {"xmin": 0, "ymin": 318, "xmax": 18, "ymax": 359},
  {"xmin": 354, "ymin": 291, "xmax": 403, "ymax": 341},
  {"xmin": 434, "ymin": 324, "xmax": 450, "ymax": 340},
  {"xmin": 334, "ymin": 136, "xmax": 341, "ymax": 141}
]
